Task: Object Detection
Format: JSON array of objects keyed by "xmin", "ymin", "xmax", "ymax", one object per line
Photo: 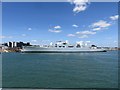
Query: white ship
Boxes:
[{"xmin": 21, "ymin": 41, "xmax": 106, "ymax": 53}]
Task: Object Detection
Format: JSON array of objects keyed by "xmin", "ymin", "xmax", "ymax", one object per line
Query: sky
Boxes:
[{"xmin": 1, "ymin": 1, "xmax": 119, "ymax": 47}]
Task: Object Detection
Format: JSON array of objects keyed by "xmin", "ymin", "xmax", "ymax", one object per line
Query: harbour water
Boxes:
[{"xmin": 2, "ymin": 51, "xmax": 118, "ymax": 88}]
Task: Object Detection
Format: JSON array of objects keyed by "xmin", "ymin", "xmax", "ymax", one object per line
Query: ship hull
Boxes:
[
  {"xmin": 22, "ymin": 50, "xmax": 106, "ymax": 53},
  {"xmin": 21, "ymin": 46, "xmax": 106, "ymax": 53}
]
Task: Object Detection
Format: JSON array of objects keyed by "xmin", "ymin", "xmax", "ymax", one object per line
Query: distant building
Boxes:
[
  {"xmin": 16, "ymin": 42, "xmax": 23, "ymax": 48},
  {"xmin": 3, "ymin": 41, "xmax": 31, "ymax": 49},
  {"xmin": 16, "ymin": 42, "xmax": 31, "ymax": 49},
  {"xmin": 2, "ymin": 43, "xmax": 8, "ymax": 46},
  {"xmin": 8, "ymin": 42, "xmax": 12, "ymax": 47},
  {"xmin": 12, "ymin": 42, "xmax": 16, "ymax": 47}
]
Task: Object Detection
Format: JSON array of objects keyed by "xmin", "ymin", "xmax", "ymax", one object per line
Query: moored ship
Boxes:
[{"xmin": 21, "ymin": 41, "xmax": 106, "ymax": 53}]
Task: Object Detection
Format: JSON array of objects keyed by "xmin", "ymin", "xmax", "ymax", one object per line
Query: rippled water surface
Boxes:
[{"xmin": 2, "ymin": 51, "xmax": 118, "ymax": 88}]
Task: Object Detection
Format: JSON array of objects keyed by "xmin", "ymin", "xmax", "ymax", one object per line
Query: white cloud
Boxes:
[
  {"xmin": 31, "ymin": 40, "xmax": 37, "ymax": 42},
  {"xmin": 22, "ymin": 34, "xmax": 26, "ymax": 36},
  {"xmin": 0, "ymin": 35, "xmax": 13, "ymax": 39},
  {"xmin": 76, "ymin": 30, "xmax": 96, "ymax": 35},
  {"xmin": 48, "ymin": 29, "xmax": 62, "ymax": 33},
  {"xmin": 110, "ymin": 15, "xmax": 119, "ymax": 20},
  {"xmin": 73, "ymin": 5, "xmax": 87, "ymax": 13},
  {"xmin": 72, "ymin": 24, "xmax": 79, "ymax": 28},
  {"xmin": 68, "ymin": 0, "xmax": 90, "ymax": 13},
  {"xmin": 67, "ymin": 30, "xmax": 96, "ymax": 38},
  {"xmin": 28, "ymin": 28, "xmax": 32, "ymax": 31},
  {"xmin": 67, "ymin": 34, "xmax": 75, "ymax": 37},
  {"xmin": 54, "ymin": 26, "xmax": 61, "ymax": 29},
  {"xmin": 74, "ymin": 30, "xmax": 96, "ymax": 38},
  {"xmin": 91, "ymin": 20, "xmax": 111, "ymax": 31},
  {"xmin": 78, "ymin": 35, "xmax": 88, "ymax": 38},
  {"xmin": 91, "ymin": 20, "xmax": 111, "ymax": 28},
  {"xmin": 48, "ymin": 25, "xmax": 62, "ymax": 33},
  {"xmin": 92, "ymin": 27, "xmax": 101, "ymax": 31}
]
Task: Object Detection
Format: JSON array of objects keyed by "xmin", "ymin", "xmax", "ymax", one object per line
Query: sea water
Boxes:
[{"xmin": 2, "ymin": 51, "xmax": 118, "ymax": 88}]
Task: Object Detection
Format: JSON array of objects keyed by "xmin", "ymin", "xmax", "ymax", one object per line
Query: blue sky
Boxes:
[{"xmin": 2, "ymin": 2, "xmax": 119, "ymax": 47}]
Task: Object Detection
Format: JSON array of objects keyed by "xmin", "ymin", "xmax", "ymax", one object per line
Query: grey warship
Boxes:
[{"xmin": 21, "ymin": 41, "xmax": 106, "ymax": 53}]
